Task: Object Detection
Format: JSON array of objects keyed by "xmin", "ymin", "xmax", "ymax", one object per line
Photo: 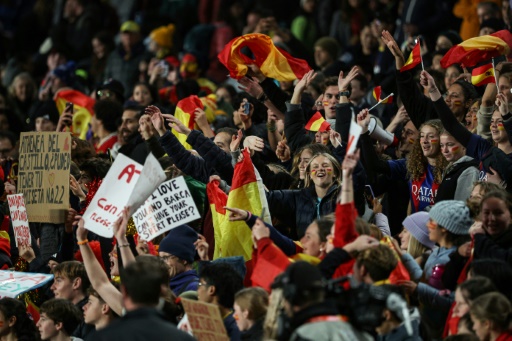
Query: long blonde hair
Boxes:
[
  {"xmin": 263, "ymin": 288, "xmax": 284, "ymax": 340},
  {"xmin": 406, "ymin": 119, "xmax": 447, "ymax": 183},
  {"xmin": 304, "ymin": 152, "xmax": 342, "ymax": 188}
]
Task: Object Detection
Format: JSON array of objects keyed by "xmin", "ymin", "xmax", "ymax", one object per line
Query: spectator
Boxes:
[
  {"xmin": 0, "ymin": 297, "xmax": 40, "ymax": 340},
  {"xmin": 37, "ymin": 298, "xmax": 83, "ymax": 341}
]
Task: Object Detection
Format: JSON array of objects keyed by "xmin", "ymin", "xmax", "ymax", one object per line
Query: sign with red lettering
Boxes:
[
  {"xmin": 17, "ymin": 132, "xmax": 71, "ymax": 223},
  {"xmin": 0, "ymin": 271, "xmax": 53, "ymax": 298},
  {"xmin": 82, "ymin": 153, "xmax": 165, "ymax": 238},
  {"xmin": 181, "ymin": 298, "xmax": 229, "ymax": 341},
  {"xmin": 6, "ymin": 194, "xmax": 31, "ymax": 247},
  {"xmin": 133, "ymin": 177, "xmax": 200, "ymax": 241}
]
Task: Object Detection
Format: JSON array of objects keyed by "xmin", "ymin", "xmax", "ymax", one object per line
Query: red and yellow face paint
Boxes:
[
  {"xmin": 311, "ymin": 167, "xmax": 333, "ymax": 177},
  {"xmin": 498, "ymin": 123, "xmax": 505, "ymax": 131},
  {"xmin": 408, "ymin": 138, "xmax": 416, "ymax": 144},
  {"xmin": 430, "ymin": 139, "xmax": 439, "ymax": 144},
  {"xmin": 452, "ymin": 101, "xmax": 462, "ymax": 106}
]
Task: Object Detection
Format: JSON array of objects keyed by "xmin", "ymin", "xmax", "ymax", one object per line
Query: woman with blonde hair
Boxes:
[
  {"xmin": 234, "ymin": 287, "xmax": 269, "ymax": 341},
  {"xmin": 470, "ymin": 292, "xmax": 512, "ymax": 340},
  {"xmin": 399, "ymin": 211, "xmax": 434, "ymax": 265}
]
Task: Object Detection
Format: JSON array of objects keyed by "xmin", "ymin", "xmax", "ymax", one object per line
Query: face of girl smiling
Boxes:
[
  {"xmin": 465, "ymin": 101, "xmax": 479, "ymax": 131},
  {"xmin": 298, "ymin": 149, "xmax": 313, "ymax": 180},
  {"xmin": 440, "ymin": 134, "xmax": 464, "ymax": 162},
  {"xmin": 490, "ymin": 110, "xmax": 508, "ymax": 143},
  {"xmin": 420, "ymin": 125, "xmax": 440, "ymax": 158},
  {"xmin": 309, "ymin": 155, "xmax": 335, "ymax": 188}
]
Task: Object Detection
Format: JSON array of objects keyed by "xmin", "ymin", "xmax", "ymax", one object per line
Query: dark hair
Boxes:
[
  {"xmin": 444, "ymin": 334, "xmax": 479, "ymax": 341},
  {"xmin": 480, "ymin": 190, "xmax": 512, "ymax": 215},
  {"xmin": 458, "ymin": 313, "xmax": 475, "ymax": 336},
  {"xmin": 216, "ymin": 127, "xmax": 238, "ymax": 137},
  {"xmin": 470, "ymin": 292, "xmax": 512, "ymax": 331},
  {"xmin": 200, "ymin": 263, "xmax": 243, "ymax": 309},
  {"xmin": 71, "ymin": 136, "xmax": 96, "ymax": 168},
  {"xmin": 53, "ymin": 261, "xmax": 90, "ymax": 294},
  {"xmin": 216, "ymin": 84, "xmax": 237, "ymax": 102},
  {"xmin": 322, "ymin": 76, "xmax": 344, "ymax": 93},
  {"xmin": 0, "ymin": 131, "xmax": 17, "ymax": 147},
  {"xmin": 133, "ymin": 82, "xmax": 158, "ymax": 106},
  {"xmin": 94, "ymin": 99, "xmax": 123, "ymax": 132},
  {"xmin": 315, "ymin": 213, "xmax": 334, "ymax": 243},
  {"xmin": 120, "ymin": 260, "xmax": 164, "ymax": 306},
  {"xmin": 122, "ymin": 104, "xmax": 144, "ymax": 121},
  {"xmin": 452, "ymin": 80, "xmax": 479, "ymax": 103},
  {"xmin": 444, "ymin": 230, "xmax": 471, "ymax": 247},
  {"xmin": 135, "ymin": 255, "xmax": 170, "ymax": 286},
  {"xmin": 0, "ymin": 297, "xmax": 39, "ymax": 340},
  {"xmin": 40, "ymin": 299, "xmax": 82, "ymax": 336},
  {"xmin": 352, "ymin": 74, "xmax": 368, "ymax": 92},
  {"xmin": 232, "ymin": 92, "xmax": 266, "ymax": 123},
  {"xmin": 356, "ymin": 245, "xmax": 397, "ymax": 282},
  {"xmin": 93, "ymin": 31, "xmax": 115, "ymax": 55},
  {"xmin": 459, "ymin": 276, "xmax": 496, "ymax": 303},
  {"xmin": 86, "ymin": 287, "xmax": 120, "ymax": 318},
  {"xmin": 468, "ymin": 259, "xmax": 512, "ymax": 300},
  {"xmin": 80, "ymin": 157, "xmax": 111, "ymax": 179}
]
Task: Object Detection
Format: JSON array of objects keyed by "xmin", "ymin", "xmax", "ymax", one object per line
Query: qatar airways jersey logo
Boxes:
[
  {"xmin": 479, "ymin": 170, "xmax": 488, "ymax": 181},
  {"xmin": 411, "ymin": 184, "xmax": 437, "ymax": 204}
]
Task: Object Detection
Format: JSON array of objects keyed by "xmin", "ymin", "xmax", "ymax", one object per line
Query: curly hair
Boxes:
[{"xmin": 406, "ymin": 119, "xmax": 447, "ymax": 183}]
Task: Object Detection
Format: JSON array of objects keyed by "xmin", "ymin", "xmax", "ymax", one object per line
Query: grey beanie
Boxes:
[
  {"xmin": 429, "ymin": 200, "xmax": 472, "ymax": 235},
  {"xmin": 402, "ymin": 212, "xmax": 435, "ymax": 249}
]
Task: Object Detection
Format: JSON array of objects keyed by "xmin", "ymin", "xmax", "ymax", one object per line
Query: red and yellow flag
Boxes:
[
  {"xmin": 471, "ymin": 63, "xmax": 495, "ymax": 87},
  {"xmin": 218, "ymin": 33, "xmax": 311, "ymax": 81},
  {"xmin": 54, "ymin": 90, "xmax": 95, "ymax": 140},
  {"xmin": 441, "ymin": 30, "xmax": 512, "ymax": 68},
  {"xmin": 206, "ymin": 149, "xmax": 271, "ymax": 261},
  {"xmin": 305, "ymin": 112, "xmax": 330, "ymax": 132},
  {"xmin": 400, "ymin": 41, "xmax": 421, "ymax": 72},
  {"xmin": 372, "ymin": 86, "xmax": 393, "ymax": 103},
  {"xmin": 173, "ymin": 95, "xmax": 203, "ymax": 150}
]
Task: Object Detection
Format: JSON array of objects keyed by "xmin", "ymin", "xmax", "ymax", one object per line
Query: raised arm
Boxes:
[{"xmin": 77, "ymin": 218, "xmax": 123, "ymax": 316}]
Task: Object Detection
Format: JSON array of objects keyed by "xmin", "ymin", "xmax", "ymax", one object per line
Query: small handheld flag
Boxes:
[
  {"xmin": 400, "ymin": 41, "xmax": 422, "ymax": 72},
  {"xmin": 373, "ymin": 86, "xmax": 394, "ymax": 104},
  {"xmin": 471, "ymin": 63, "xmax": 496, "ymax": 87},
  {"xmin": 369, "ymin": 93, "xmax": 394, "ymax": 111},
  {"xmin": 305, "ymin": 112, "xmax": 331, "ymax": 132}
]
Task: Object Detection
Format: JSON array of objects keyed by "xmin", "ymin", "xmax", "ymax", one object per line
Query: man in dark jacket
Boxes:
[{"xmin": 91, "ymin": 260, "xmax": 195, "ymax": 340}]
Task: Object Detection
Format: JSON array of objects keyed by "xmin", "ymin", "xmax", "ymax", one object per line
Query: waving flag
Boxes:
[
  {"xmin": 373, "ymin": 86, "xmax": 394, "ymax": 104},
  {"xmin": 305, "ymin": 112, "xmax": 330, "ymax": 132},
  {"xmin": 218, "ymin": 33, "xmax": 311, "ymax": 81},
  {"xmin": 173, "ymin": 95, "xmax": 203, "ymax": 150},
  {"xmin": 441, "ymin": 30, "xmax": 512, "ymax": 68},
  {"xmin": 471, "ymin": 63, "xmax": 496, "ymax": 87},
  {"xmin": 54, "ymin": 90, "xmax": 95, "ymax": 140},
  {"xmin": 400, "ymin": 41, "xmax": 421, "ymax": 72},
  {"xmin": 206, "ymin": 149, "xmax": 271, "ymax": 261}
]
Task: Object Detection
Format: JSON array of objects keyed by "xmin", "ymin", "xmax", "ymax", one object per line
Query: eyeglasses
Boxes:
[
  {"xmin": 197, "ymin": 281, "xmax": 210, "ymax": 287},
  {"xmin": 97, "ymin": 90, "xmax": 112, "ymax": 98},
  {"xmin": 160, "ymin": 254, "xmax": 177, "ymax": 262}
]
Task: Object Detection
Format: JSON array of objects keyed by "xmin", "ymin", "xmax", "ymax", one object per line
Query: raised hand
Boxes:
[
  {"xmin": 243, "ymin": 135, "xmax": 265, "ymax": 152},
  {"xmin": 112, "ymin": 207, "xmax": 130, "ymax": 244},
  {"xmin": 496, "ymin": 93, "xmax": 509, "ymax": 116},
  {"xmin": 329, "ymin": 130, "xmax": 342, "ymax": 148},
  {"xmin": 238, "ymin": 77, "xmax": 265, "ymax": 99},
  {"xmin": 146, "ymin": 105, "xmax": 167, "ymax": 136},
  {"xmin": 230, "ymin": 129, "xmax": 243, "ymax": 152},
  {"xmin": 343, "ymin": 235, "xmax": 380, "ymax": 253},
  {"xmin": 76, "ymin": 217, "xmax": 88, "ymax": 243},
  {"xmin": 357, "ymin": 109, "xmax": 371, "ymax": 134},
  {"xmin": 381, "ymin": 30, "xmax": 405, "ymax": 69},
  {"xmin": 162, "ymin": 114, "xmax": 191, "ymax": 136},
  {"xmin": 139, "ymin": 114, "xmax": 153, "ymax": 140},
  {"xmin": 194, "ymin": 107, "xmax": 209, "ymax": 129},
  {"xmin": 342, "ymin": 149, "xmax": 360, "ymax": 178},
  {"xmin": 276, "ymin": 140, "xmax": 291, "ymax": 162},
  {"xmin": 338, "ymin": 66, "xmax": 359, "ymax": 91},
  {"xmin": 225, "ymin": 207, "xmax": 249, "ymax": 221},
  {"xmin": 69, "ymin": 175, "xmax": 86, "ymax": 201},
  {"xmin": 294, "ymin": 70, "xmax": 317, "ymax": 95},
  {"xmin": 194, "ymin": 234, "xmax": 210, "ymax": 261}
]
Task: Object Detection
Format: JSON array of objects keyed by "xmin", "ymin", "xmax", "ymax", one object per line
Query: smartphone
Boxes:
[
  {"xmin": 364, "ymin": 185, "xmax": 375, "ymax": 209},
  {"xmin": 242, "ymin": 101, "xmax": 250, "ymax": 115},
  {"xmin": 157, "ymin": 60, "xmax": 169, "ymax": 77},
  {"xmin": 65, "ymin": 102, "xmax": 74, "ymax": 126}
]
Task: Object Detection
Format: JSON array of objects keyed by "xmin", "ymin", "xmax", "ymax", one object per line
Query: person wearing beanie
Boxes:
[
  {"xmin": 30, "ymin": 100, "xmax": 61, "ymax": 132},
  {"xmin": 149, "ymin": 24, "xmax": 175, "ymax": 59},
  {"xmin": 399, "ymin": 211, "xmax": 435, "ymax": 265},
  {"xmin": 158, "ymin": 225, "xmax": 200, "ymax": 296},
  {"xmin": 97, "ymin": 78, "xmax": 125, "ymax": 104},
  {"xmin": 399, "ymin": 200, "xmax": 472, "ymax": 338},
  {"xmin": 313, "ymin": 37, "xmax": 346, "ymax": 77}
]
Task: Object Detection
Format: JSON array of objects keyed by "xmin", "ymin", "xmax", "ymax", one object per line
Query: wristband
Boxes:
[
  {"xmin": 258, "ymin": 93, "xmax": 268, "ymax": 103},
  {"xmin": 338, "ymin": 90, "xmax": 351, "ymax": 97},
  {"xmin": 77, "ymin": 239, "xmax": 89, "ymax": 245},
  {"xmin": 118, "ymin": 243, "xmax": 130, "ymax": 248}
]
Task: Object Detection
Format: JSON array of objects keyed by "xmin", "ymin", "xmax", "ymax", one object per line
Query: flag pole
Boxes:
[
  {"xmin": 369, "ymin": 93, "xmax": 394, "ymax": 111},
  {"xmin": 492, "ymin": 57, "xmax": 499, "ymax": 91},
  {"xmin": 417, "ymin": 38, "xmax": 425, "ymax": 71}
]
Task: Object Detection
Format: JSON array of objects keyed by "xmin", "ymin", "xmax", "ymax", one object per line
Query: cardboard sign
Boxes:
[
  {"xmin": 133, "ymin": 176, "xmax": 200, "ymax": 241},
  {"xmin": 83, "ymin": 153, "xmax": 165, "ymax": 238},
  {"xmin": 181, "ymin": 298, "xmax": 229, "ymax": 341},
  {"xmin": 6, "ymin": 194, "xmax": 30, "ymax": 247},
  {"xmin": 0, "ymin": 271, "xmax": 53, "ymax": 298},
  {"xmin": 17, "ymin": 132, "xmax": 71, "ymax": 223}
]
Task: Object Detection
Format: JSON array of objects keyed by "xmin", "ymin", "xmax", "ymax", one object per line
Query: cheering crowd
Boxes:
[{"xmin": 2, "ymin": 0, "xmax": 512, "ymax": 340}]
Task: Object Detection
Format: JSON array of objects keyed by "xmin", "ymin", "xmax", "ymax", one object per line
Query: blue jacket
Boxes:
[{"xmin": 170, "ymin": 269, "xmax": 199, "ymax": 296}]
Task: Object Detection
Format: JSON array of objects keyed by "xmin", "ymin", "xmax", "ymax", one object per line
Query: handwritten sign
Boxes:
[
  {"xmin": 0, "ymin": 271, "xmax": 53, "ymax": 298},
  {"xmin": 133, "ymin": 177, "xmax": 200, "ymax": 241},
  {"xmin": 181, "ymin": 298, "xmax": 229, "ymax": 341},
  {"xmin": 6, "ymin": 194, "xmax": 30, "ymax": 247},
  {"xmin": 17, "ymin": 132, "xmax": 71, "ymax": 223},
  {"xmin": 83, "ymin": 153, "xmax": 165, "ymax": 238}
]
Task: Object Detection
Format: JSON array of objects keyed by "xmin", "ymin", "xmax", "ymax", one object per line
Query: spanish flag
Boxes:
[
  {"xmin": 400, "ymin": 41, "xmax": 421, "ymax": 72},
  {"xmin": 218, "ymin": 33, "xmax": 311, "ymax": 81},
  {"xmin": 173, "ymin": 95, "xmax": 203, "ymax": 150},
  {"xmin": 471, "ymin": 63, "xmax": 495, "ymax": 87},
  {"xmin": 372, "ymin": 86, "xmax": 393, "ymax": 103},
  {"xmin": 54, "ymin": 90, "xmax": 95, "ymax": 140},
  {"xmin": 441, "ymin": 30, "xmax": 512, "ymax": 68},
  {"xmin": 381, "ymin": 235, "xmax": 411, "ymax": 284},
  {"xmin": 207, "ymin": 149, "xmax": 271, "ymax": 261},
  {"xmin": 305, "ymin": 112, "xmax": 330, "ymax": 132}
]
